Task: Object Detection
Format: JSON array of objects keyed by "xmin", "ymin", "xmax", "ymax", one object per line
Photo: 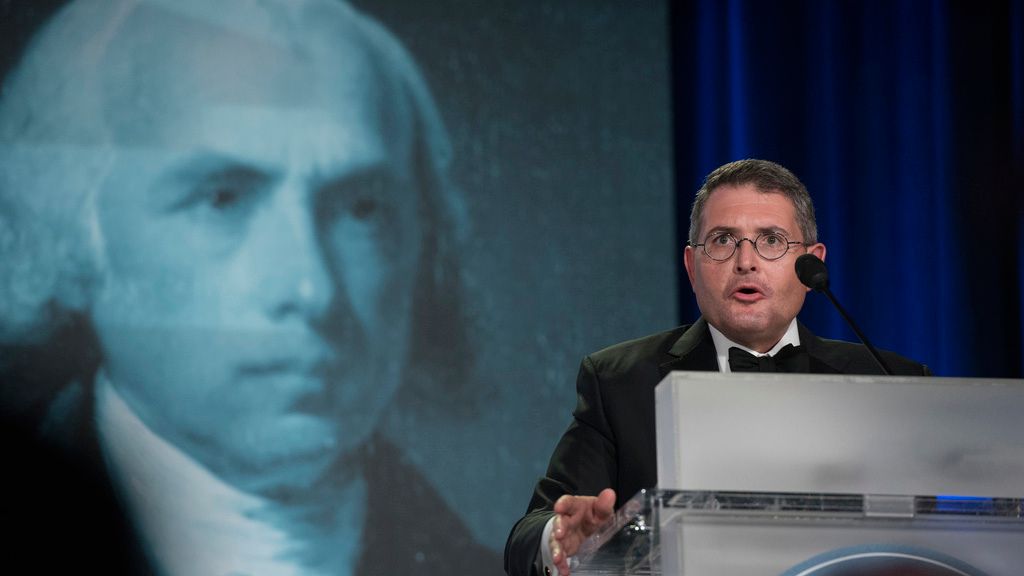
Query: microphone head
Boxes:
[{"xmin": 795, "ymin": 253, "xmax": 829, "ymax": 291}]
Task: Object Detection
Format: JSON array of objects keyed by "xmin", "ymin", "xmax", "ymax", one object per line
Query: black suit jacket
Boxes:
[{"xmin": 503, "ymin": 318, "xmax": 930, "ymax": 576}]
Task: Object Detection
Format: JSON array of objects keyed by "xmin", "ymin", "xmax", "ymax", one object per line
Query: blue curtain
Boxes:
[{"xmin": 672, "ymin": 0, "xmax": 1023, "ymax": 378}]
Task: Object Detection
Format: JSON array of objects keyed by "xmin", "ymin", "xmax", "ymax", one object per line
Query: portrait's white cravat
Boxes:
[{"xmin": 96, "ymin": 373, "xmax": 314, "ymax": 576}]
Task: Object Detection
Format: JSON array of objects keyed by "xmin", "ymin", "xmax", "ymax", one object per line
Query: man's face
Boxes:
[
  {"xmin": 684, "ymin": 183, "xmax": 826, "ymax": 352},
  {"xmin": 88, "ymin": 7, "xmax": 421, "ymax": 494}
]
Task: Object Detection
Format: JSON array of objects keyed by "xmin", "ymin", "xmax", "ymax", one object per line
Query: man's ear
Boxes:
[
  {"xmin": 683, "ymin": 244, "xmax": 697, "ymax": 291},
  {"xmin": 801, "ymin": 243, "xmax": 827, "ymax": 293},
  {"xmin": 809, "ymin": 242, "xmax": 826, "ymax": 263}
]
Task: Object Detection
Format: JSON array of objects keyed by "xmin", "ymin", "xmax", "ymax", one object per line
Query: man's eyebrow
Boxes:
[
  {"xmin": 161, "ymin": 151, "xmax": 274, "ymax": 184},
  {"xmin": 703, "ymin": 225, "xmax": 739, "ymax": 237},
  {"xmin": 705, "ymin": 225, "xmax": 736, "ymax": 234},
  {"xmin": 314, "ymin": 163, "xmax": 400, "ymax": 195},
  {"xmin": 755, "ymin": 225, "xmax": 793, "ymax": 236}
]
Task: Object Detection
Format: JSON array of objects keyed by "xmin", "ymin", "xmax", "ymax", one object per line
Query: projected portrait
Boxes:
[{"xmin": 0, "ymin": 0, "xmax": 492, "ymax": 573}]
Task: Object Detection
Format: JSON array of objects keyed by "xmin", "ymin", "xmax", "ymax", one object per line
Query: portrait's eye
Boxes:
[
  {"xmin": 317, "ymin": 169, "xmax": 402, "ymax": 230},
  {"xmin": 208, "ymin": 186, "xmax": 243, "ymax": 210},
  {"xmin": 350, "ymin": 197, "xmax": 378, "ymax": 221},
  {"xmin": 186, "ymin": 177, "xmax": 265, "ymax": 225},
  {"xmin": 164, "ymin": 163, "xmax": 270, "ymax": 222},
  {"xmin": 712, "ymin": 234, "xmax": 733, "ymax": 246},
  {"xmin": 763, "ymin": 233, "xmax": 782, "ymax": 246}
]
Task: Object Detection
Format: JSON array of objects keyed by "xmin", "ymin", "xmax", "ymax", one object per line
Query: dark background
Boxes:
[{"xmin": 671, "ymin": 0, "xmax": 1023, "ymax": 379}]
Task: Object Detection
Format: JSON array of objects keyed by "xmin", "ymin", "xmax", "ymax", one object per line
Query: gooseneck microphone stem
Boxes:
[
  {"xmin": 819, "ymin": 287, "xmax": 894, "ymax": 376},
  {"xmin": 794, "ymin": 254, "xmax": 894, "ymax": 376}
]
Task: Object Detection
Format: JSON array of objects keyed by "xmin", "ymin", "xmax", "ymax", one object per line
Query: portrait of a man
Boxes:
[{"xmin": 0, "ymin": 0, "xmax": 493, "ymax": 573}]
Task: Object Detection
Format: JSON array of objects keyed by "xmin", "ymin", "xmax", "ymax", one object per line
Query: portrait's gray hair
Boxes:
[
  {"xmin": 688, "ymin": 159, "xmax": 819, "ymax": 245},
  {"xmin": 0, "ymin": 0, "xmax": 476, "ymax": 416}
]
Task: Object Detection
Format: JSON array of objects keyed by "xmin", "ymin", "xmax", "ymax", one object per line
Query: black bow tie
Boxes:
[{"xmin": 728, "ymin": 344, "xmax": 809, "ymax": 373}]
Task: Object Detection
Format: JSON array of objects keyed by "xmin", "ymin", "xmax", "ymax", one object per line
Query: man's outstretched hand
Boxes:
[{"xmin": 549, "ymin": 488, "xmax": 616, "ymax": 575}]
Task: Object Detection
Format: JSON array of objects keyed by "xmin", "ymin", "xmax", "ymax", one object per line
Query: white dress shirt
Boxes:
[{"xmin": 708, "ymin": 318, "xmax": 802, "ymax": 372}]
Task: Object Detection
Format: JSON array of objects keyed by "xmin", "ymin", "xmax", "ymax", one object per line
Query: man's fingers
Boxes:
[
  {"xmin": 551, "ymin": 490, "xmax": 619, "ymax": 571},
  {"xmin": 554, "ymin": 492, "xmax": 612, "ymax": 520},
  {"xmin": 552, "ymin": 515, "xmax": 591, "ymax": 560},
  {"xmin": 553, "ymin": 510, "xmax": 578, "ymax": 539},
  {"xmin": 551, "ymin": 538, "xmax": 572, "ymax": 576},
  {"xmin": 553, "ymin": 496, "xmax": 589, "ymax": 536},
  {"xmin": 554, "ymin": 490, "xmax": 618, "ymax": 542},
  {"xmin": 579, "ymin": 489, "xmax": 616, "ymax": 530},
  {"xmin": 594, "ymin": 488, "xmax": 616, "ymax": 518},
  {"xmin": 553, "ymin": 494, "xmax": 586, "ymax": 515},
  {"xmin": 552, "ymin": 510, "xmax": 569, "ymax": 537}
]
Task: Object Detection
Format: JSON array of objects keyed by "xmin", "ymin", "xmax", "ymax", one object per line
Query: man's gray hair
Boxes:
[{"xmin": 688, "ymin": 159, "xmax": 819, "ymax": 245}]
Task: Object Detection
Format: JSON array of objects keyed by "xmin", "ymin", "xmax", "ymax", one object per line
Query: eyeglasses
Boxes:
[{"xmin": 688, "ymin": 232, "xmax": 809, "ymax": 262}]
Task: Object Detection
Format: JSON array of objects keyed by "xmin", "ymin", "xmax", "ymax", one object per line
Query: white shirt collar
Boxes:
[
  {"xmin": 94, "ymin": 373, "xmax": 313, "ymax": 576},
  {"xmin": 707, "ymin": 319, "xmax": 802, "ymax": 373}
]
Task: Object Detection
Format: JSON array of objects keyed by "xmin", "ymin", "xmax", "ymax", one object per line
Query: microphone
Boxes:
[
  {"xmin": 794, "ymin": 253, "xmax": 829, "ymax": 291},
  {"xmin": 795, "ymin": 254, "xmax": 894, "ymax": 375}
]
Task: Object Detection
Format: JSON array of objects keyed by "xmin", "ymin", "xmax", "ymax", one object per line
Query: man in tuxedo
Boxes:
[
  {"xmin": 504, "ymin": 159, "xmax": 930, "ymax": 576},
  {"xmin": 0, "ymin": 0, "xmax": 495, "ymax": 573}
]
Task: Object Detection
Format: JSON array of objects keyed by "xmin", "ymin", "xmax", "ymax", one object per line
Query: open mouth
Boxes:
[{"xmin": 732, "ymin": 284, "xmax": 766, "ymax": 301}]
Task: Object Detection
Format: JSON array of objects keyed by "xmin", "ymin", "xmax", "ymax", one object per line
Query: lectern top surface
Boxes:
[{"xmin": 655, "ymin": 372, "xmax": 1024, "ymax": 498}]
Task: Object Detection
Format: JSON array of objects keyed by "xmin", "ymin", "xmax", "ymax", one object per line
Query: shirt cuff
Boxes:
[{"xmin": 539, "ymin": 515, "xmax": 559, "ymax": 576}]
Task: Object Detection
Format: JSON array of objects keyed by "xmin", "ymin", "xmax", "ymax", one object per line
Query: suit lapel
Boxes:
[
  {"xmin": 658, "ymin": 317, "xmax": 719, "ymax": 377},
  {"xmin": 797, "ymin": 320, "xmax": 844, "ymax": 374}
]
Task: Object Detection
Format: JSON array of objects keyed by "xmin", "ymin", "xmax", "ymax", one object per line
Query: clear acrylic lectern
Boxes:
[{"xmin": 573, "ymin": 372, "xmax": 1024, "ymax": 576}]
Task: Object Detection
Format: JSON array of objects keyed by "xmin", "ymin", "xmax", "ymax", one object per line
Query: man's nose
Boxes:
[
  {"xmin": 257, "ymin": 184, "xmax": 335, "ymax": 321},
  {"xmin": 734, "ymin": 238, "xmax": 759, "ymax": 272}
]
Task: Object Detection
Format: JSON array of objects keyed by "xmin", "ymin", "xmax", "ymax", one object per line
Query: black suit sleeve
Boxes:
[{"xmin": 504, "ymin": 356, "xmax": 618, "ymax": 576}]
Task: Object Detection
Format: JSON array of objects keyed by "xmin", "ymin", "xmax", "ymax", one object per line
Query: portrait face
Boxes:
[
  {"xmin": 684, "ymin": 183, "xmax": 826, "ymax": 352},
  {"xmin": 87, "ymin": 5, "xmax": 422, "ymax": 495}
]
